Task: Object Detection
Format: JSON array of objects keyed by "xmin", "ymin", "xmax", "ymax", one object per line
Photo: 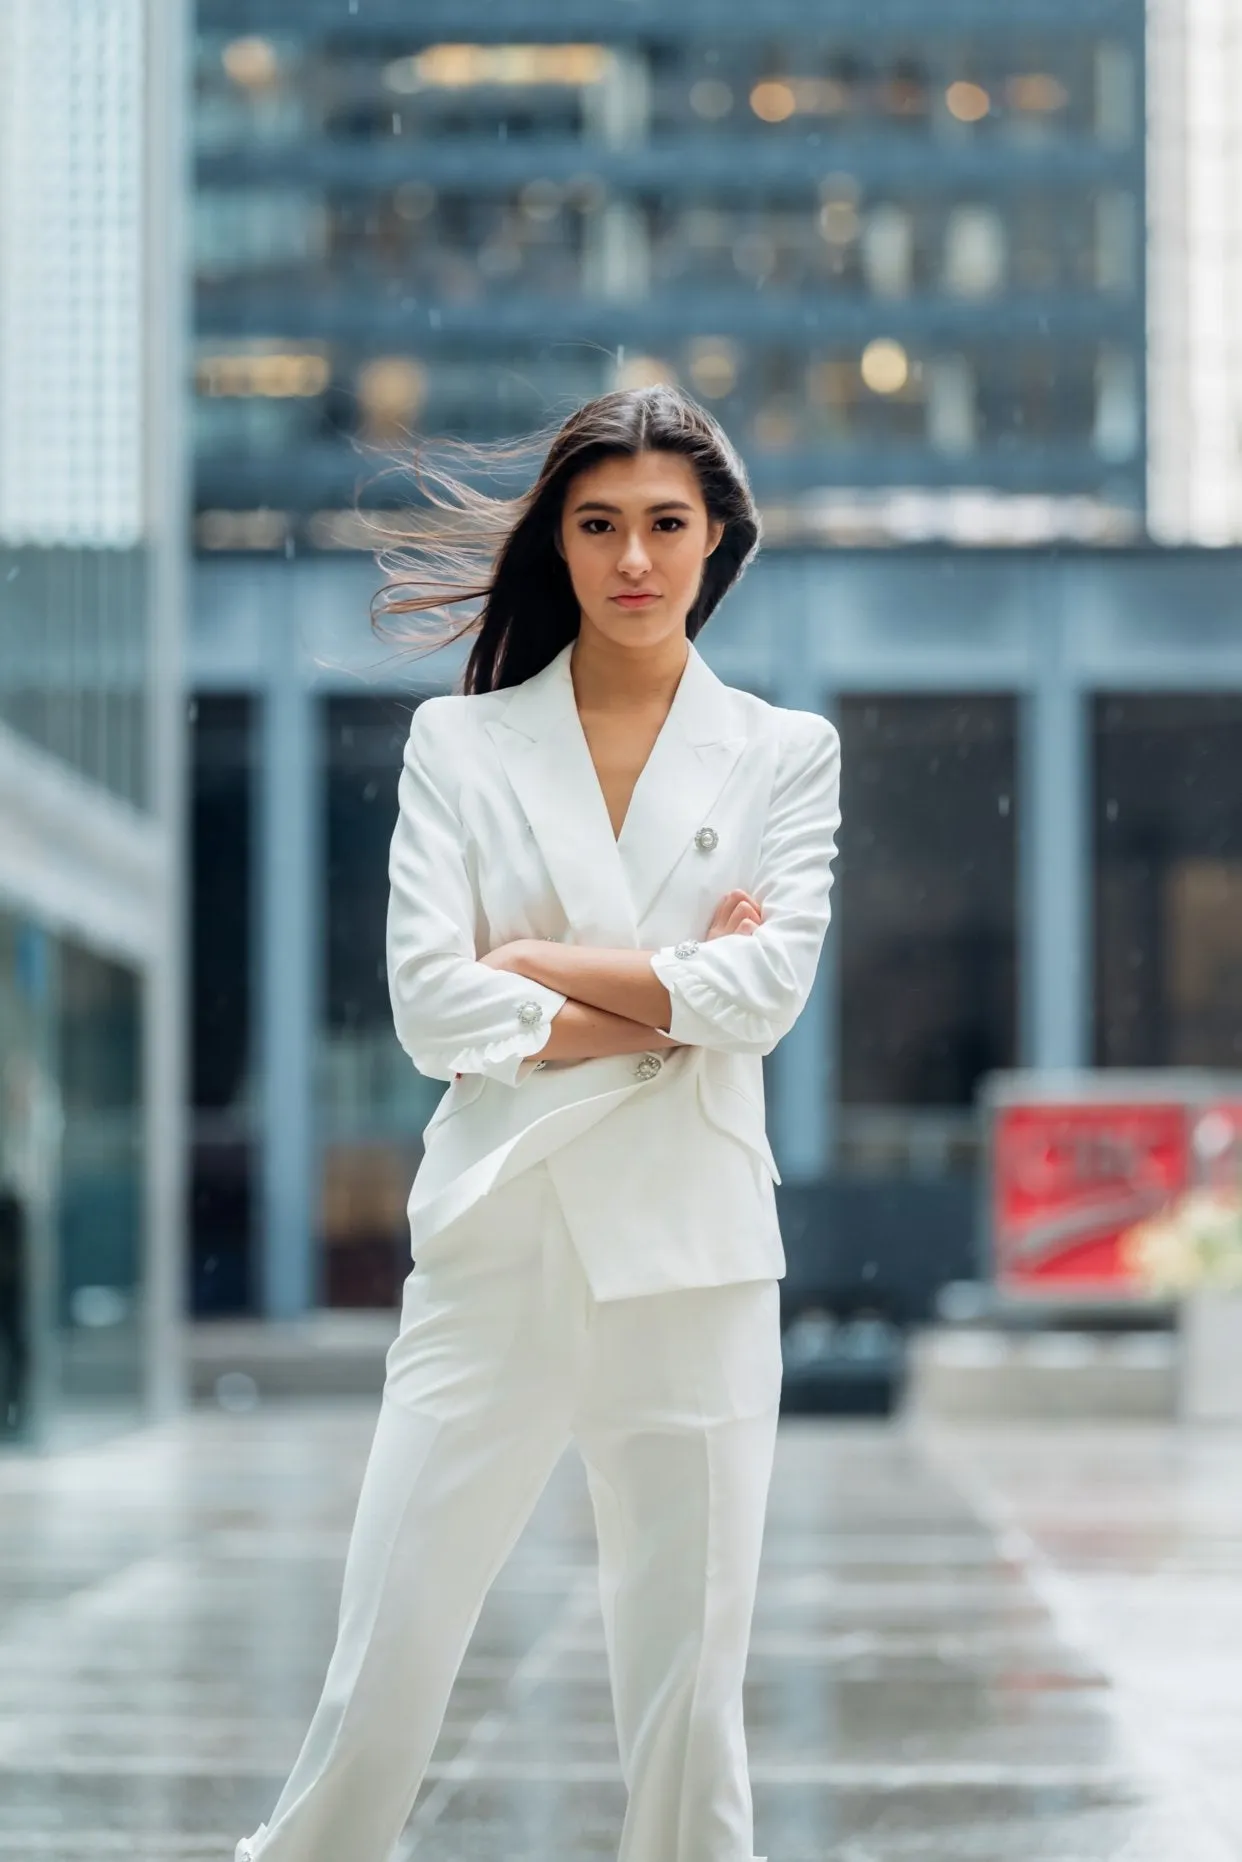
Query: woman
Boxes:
[{"xmin": 235, "ymin": 385, "xmax": 842, "ymax": 1862}]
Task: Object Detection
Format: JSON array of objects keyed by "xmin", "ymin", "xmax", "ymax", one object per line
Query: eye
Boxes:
[
  {"xmin": 653, "ymin": 516, "xmax": 686, "ymax": 532},
  {"xmin": 579, "ymin": 517, "xmax": 613, "ymax": 534}
]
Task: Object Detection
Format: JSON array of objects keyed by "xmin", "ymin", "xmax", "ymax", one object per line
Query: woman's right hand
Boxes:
[{"xmin": 706, "ymin": 889, "xmax": 763, "ymax": 939}]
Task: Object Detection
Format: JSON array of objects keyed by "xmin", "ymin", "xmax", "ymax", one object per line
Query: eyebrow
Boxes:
[{"xmin": 570, "ymin": 499, "xmax": 696, "ymax": 515}]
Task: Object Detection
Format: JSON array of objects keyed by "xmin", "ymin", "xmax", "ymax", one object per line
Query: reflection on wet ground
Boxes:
[{"xmin": 0, "ymin": 1408, "xmax": 1239, "ymax": 1859}]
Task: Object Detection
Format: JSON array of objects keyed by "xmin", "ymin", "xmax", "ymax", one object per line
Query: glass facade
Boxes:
[
  {"xmin": 836, "ymin": 695, "xmax": 1019, "ymax": 1179},
  {"xmin": 189, "ymin": 695, "xmax": 255, "ymax": 1313},
  {"xmin": 0, "ymin": 547, "xmax": 148, "ymax": 806},
  {"xmin": 320, "ymin": 695, "xmax": 436, "ymax": 1306},
  {"xmin": 0, "ymin": 1, "xmax": 151, "ymax": 804},
  {"xmin": 193, "ymin": 6, "xmax": 1146, "ymax": 545},
  {"xmin": 0, "ymin": 911, "xmax": 145, "ymax": 1444},
  {"xmin": 0, "ymin": 0, "xmax": 186, "ymax": 1445},
  {"xmin": 1094, "ymin": 694, "xmax": 1242, "ymax": 1070}
]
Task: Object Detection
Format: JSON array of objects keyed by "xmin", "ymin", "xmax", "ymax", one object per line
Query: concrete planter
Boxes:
[{"xmin": 1179, "ymin": 1289, "xmax": 1242, "ymax": 1421}]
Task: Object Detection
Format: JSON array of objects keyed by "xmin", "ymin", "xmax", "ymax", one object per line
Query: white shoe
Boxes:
[{"xmin": 234, "ymin": 1824, "xmax": 267, "ymax": 1861}]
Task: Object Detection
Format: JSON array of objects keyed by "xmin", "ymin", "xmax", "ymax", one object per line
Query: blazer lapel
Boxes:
[
  {"xmin": 483, "ymin": 638, "xmax": 746, "ymax": 944},
  {"xmin": 616, "ymin": 641, "xmax": 746, "ymax": 925},
  {"xmin": 484, "ymin": 641, "xmax": 637, "ymax": 945}
]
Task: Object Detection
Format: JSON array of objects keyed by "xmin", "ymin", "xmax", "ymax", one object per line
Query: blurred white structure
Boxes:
[
  {"xmin": 1147, "ymin": 0, "xmax": 1242, "ymax": 542},
  {"xmin": 0, "ymin": 0, "xmax": 189, "ymax": 1449},
  {"xmin": 0, "ymin": 1, "xmax": 145, "ymax": 547}
]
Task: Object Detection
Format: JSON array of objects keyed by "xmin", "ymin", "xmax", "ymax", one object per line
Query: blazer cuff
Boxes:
[
  {"xmin": 649, "ymin": 943, "xmax": 747, "ymax": 1048},
  {"xmin": 446, "ymin": 980, "xmax": 568, "ymax": 1086}
]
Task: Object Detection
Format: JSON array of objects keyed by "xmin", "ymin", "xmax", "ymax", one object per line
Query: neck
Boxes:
[{"xmin": 568, "ymin": 624, "xmax": 690, "ymax": 715}]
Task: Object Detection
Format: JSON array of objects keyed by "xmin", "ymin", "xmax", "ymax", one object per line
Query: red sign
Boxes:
[{"xmin": 993, "ymin": 1101, "xmax": 1191, "ymax": 1296}]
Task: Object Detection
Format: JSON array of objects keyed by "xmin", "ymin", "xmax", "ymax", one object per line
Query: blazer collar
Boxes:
[{"xmin": 483, "ymin": 636, "xmax": 747, "ymax": 944}]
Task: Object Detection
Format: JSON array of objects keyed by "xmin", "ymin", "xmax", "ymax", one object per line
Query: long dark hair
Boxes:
[{"xmin": 369, "ymin": 384, "xmax": 761, "ymax": 695}]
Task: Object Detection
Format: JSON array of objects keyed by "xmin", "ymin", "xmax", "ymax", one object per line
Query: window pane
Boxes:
[
  {"xmin": 57, "ymin": 941, "xmax": 144, "ymax": 1415},
  {"xmin": 320, "ymin": 695, "xmax": 437, "ymax": 1307},
  {"xmin": 837, "ymin": 695, "xmax": 1018, "ymax": 1173},
  {"xmin": 189, "ymin": 694, "xmax": 255, "ymax": 1314},
  {"xmin": 1094, "ymin": 694, "xmax": 1242, "ymax": 1068}
]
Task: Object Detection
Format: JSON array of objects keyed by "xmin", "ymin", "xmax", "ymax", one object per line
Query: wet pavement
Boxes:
[{"xmin": 0, "ymin": 1405, "xmax": 1239, "ymax": 1859}]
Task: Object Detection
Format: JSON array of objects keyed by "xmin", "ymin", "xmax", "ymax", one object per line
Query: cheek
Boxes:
[
  {"xmin": 561, "ymin": 534, "xmax": 606, "ymax": 594},
  {"xmin": 666, "ymin": 535, "xmax": 712, "ymax": 588}
]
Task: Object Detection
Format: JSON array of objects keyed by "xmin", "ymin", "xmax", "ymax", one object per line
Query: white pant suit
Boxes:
[{"xmin": 234, "ymin": 640, "xmax": 842, "ymax": 1862}]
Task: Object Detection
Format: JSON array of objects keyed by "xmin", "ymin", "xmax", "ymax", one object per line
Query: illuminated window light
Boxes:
[
  {"xmin": 750, "ymin": 80, "xmax": 797, "ymax": 122},
  {"xmin": 945, "ymin": 81, "xmax": 990, "ymax": 123},
  {"xmin": 860, "ymin": 338, "xmax": 910, "ymax": 394},
  {"xmin": 1006, "ymin": 73, "xmax": 1069, "ymax": 113},
  {"xmin": 818, "ymin": 200, "xmax": 860, "ymax": 245},
  {"xmin": 196, "ymin": 352, "xmax": 330, "ymax": 398},
  {"xmin": 222, "ymin": 36, "xmax": 280, "ymax": 89},
  {"xmin": 307, "ymin": 509, "xmax": 390, "ymax": 551},
  {"xmin": 687, "ymin": 338, "xmax": 740, "ymax": 398},
  {"xmin": 384, "ymin": 44, "xmax": 608, "ymax": 94},
  {"xmin": 197, "ymin": 509, "xmax": 291, "ymax": 551},
  {"xmin": 615, "ymin": 354, "xmax": 677, "ymax": 390},
  {"xmin": 750, "ymin": 77, "xmax": 849, "ymax": 122},
  {"xmin": 357, "ymin": 356, "xmax": 427, "ymax": 436}
]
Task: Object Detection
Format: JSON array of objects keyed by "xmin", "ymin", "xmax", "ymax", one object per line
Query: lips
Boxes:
[{"xmin": 611, "ymin": 592, "xmax": 660, "ymax": 606}]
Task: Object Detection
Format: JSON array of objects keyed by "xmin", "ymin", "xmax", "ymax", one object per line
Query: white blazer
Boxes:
[{"xmin": 387, "ymin": 635, "xmax": 842, "ymax": 1302}]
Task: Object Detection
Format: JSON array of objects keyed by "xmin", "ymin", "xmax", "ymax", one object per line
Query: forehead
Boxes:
[{"xmin": 567, "ymin": 449, "xmax": 704, "ymax": 508}]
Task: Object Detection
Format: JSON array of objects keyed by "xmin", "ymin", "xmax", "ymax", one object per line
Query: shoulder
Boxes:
[
  {"xmin": 710, "ymin": 666, "xmax": 837, "ymax": 754},
  {"xmin": 748, "ymin": 693, "xmax": 840, "ymax": 768},
  {"xmin": 406, "ymin": 688, "xmax": 506, "ymax": 757},
  {"xmin": 764, "ymin": 704, "xmax": 840, "ymax": 808},
  {"xmin": 772, "ymin": 703, "xmax": 838, "ymax": 746}
]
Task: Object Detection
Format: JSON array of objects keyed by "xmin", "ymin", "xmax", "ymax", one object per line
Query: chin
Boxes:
[{"xmin": 586, "ymin": 608, "xmax": 683, "ymax": 649}]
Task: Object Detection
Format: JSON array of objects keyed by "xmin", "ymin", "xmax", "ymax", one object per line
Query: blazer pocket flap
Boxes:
[{"xmin": 695, "ymin": 1072, "xmax": 782, "ymax": 1185}]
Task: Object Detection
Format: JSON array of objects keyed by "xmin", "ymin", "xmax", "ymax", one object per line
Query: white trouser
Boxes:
[{"xmin": 235, "ymin": 1158, "xmax": 781, "ymax": 1862}]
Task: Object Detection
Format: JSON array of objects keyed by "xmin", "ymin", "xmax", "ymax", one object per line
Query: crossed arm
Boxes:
[
  {"xmin": 387, "ymin": 702, "xmax": 841, "ymax": 1085},
  {"xmin": 480, "ymin": 891, "xmax": 763, "ymax": 1064}
]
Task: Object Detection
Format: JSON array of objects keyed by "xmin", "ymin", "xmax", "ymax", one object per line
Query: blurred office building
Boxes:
[
  {"xmin": 189, "ymin": 3, "xmax": 1242, "ymax": 1337},
  {"xmin": 0, "ymin": 1, "xmax": 188, "ymax": 1445}
]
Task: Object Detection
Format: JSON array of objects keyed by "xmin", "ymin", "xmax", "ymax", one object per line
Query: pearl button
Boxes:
[
  {"xmin": 516, "ymin": 1000, "xmax": 544, "ymax": 1027},
  {"xmin": 674, "ymin": 939, "xmax": 700, "ymax": 959},
  {"xmin": 694, "ymin": 826, "xmax": 718, "ymax": 851},
  {"xmin": 634, "ymin": 1053, "xmax": 663, "ymax": 1081}
]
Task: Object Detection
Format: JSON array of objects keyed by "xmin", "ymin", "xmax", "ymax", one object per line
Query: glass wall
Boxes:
[
  {"xmin": 193, "ymin": 13, "xmax": 1145, "ymax": 538},
  {"xmin": 0, "ymin": 913, "xmax": 52, "ymax": 1439},
  {"xmin": 0, "ymin": 547, "xmax": 148, "ymax": 805},
  {"xmin": 189, "ymin": 695, "xmax": 255, "ymax": 1313},
  {"xmin": 0, "ymin": 908, "xmax": 145, "ymax": 1444},
  {"xmin": 193, "ymin": 336, "xmax": 1130, "ymax": 479},
  {"xmin": 1094, "ymin": 694, "xmax": 1242, "ymax": 1068},
  {"xmin": 836, "ymin": 695, "xmax": 1019, "ymax": 1176},
  {"xmin": 319, "ymin": 695, "xmax": 436, "ymax": 1306},
  {"xmin": 56, "ymin": 942, "xmax": 144, "ymax": 1414}
]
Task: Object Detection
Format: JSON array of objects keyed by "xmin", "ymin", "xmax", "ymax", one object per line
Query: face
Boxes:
[{"xmin": 557, "ymin": 450, "xmax": 725, "ymax": 648}]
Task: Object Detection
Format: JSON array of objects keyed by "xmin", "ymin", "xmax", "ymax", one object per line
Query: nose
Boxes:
[{"xmin": 617, "ymin": 528, "xmax": 652, "ymax": 577}]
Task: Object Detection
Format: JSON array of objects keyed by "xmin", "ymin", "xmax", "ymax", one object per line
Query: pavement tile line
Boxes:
[{"xmin": 917, "ymin": 1423, "xmax": 1242, "ymax": 1862}]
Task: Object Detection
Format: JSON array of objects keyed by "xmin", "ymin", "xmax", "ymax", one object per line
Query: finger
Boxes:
[{"xmin": 727, "ymin": 906, "xmax": 761, "ymax": 935}]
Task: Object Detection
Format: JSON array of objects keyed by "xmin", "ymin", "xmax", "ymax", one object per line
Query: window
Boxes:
[
  {"xmin": 189, "ymin": 696, "xmax": 255, "ymax": 1314},
  {"xmin": 320, "ymin": 696, "xmax": 437, "ymax": 1306},
  {"xmin": 837, "ymin": 696, "xmax": 1018, "ymax": 1175},
  {"xmin": 1095, "ymin": 695, "xmax": 1242, "ymax": 1069}
]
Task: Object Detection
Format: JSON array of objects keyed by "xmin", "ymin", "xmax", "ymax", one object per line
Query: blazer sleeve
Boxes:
[
  {"xmin": 648, "ymin": 710, "xmax": 841, "ymax": 1056},
  {"xmin": 387, "ymin": 700, "xmax": 568, "ymax": 1087}
]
